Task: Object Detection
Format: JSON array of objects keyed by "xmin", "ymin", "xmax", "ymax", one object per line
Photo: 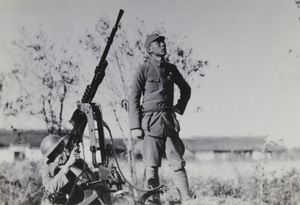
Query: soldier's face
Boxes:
[
  {"xmin": 148, "ymin": 39, "xmax": 166, "ymax": 57},
  {"xmin": 49, "ymin": 141, "xmax": 68, "ymax": 165},
  {"xmin": 54, "ymin": 149, "xmax": 68, "ymax": 165}
]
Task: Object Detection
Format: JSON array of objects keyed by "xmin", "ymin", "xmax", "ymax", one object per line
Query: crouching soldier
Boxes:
[{"xmin": 39, "ymin": 134, "xmax": 90, "ymax": 205}]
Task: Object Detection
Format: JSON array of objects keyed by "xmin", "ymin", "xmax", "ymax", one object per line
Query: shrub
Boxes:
[
  {"xmin": 1, "ymin": 156, "xmax": 299, "ymax": 205},
  {"xmin": 0, "ymin": 160, "xmax": 43, "ymax": 205}
]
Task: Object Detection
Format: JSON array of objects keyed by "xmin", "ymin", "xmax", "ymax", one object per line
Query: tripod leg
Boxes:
[
  {"xmin": 134, "ymin": 190, "xmax": 163, "ymax": 205},
  {"xmin": 101, "ymin": 192, "xmax": 112, "ymax": 205},
  {"xmin": 77, "ymin": 191, "xmax": 100, "ymax": 205}
]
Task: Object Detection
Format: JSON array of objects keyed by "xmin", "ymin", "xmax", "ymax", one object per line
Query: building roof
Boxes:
[
  {"xmin": 0, "ymin": 130, "xmax": 286, "ymax": 152},
  {"xmin": 184, "ymin": 136, "xmax": 286, "ymax": 152},
  {"xmin": 0, "ymin": 129, "xmax": 64, "ymax": 148}
]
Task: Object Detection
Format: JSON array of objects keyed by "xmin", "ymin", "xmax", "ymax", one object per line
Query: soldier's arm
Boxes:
[
  {"xmin": 129, "ymin": 65, "xmax": 146, "ymax": 130},
  {"xmin": 173, "ymin": 66, "xmax": 191, "ymax": 115},
  {"xmin": 40, "ymin": 162, "xmax": 69, "ymax": 194}
]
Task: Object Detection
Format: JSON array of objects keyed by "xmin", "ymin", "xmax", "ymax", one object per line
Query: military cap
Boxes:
[{"xmin": 144, "ymin": 34, "xmax": 165, "ymax": 49}]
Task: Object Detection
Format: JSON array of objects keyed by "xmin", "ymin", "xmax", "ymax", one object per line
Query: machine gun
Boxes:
[
  {"xmin": 65, "ymin": 9, "xmax": 125, "ymax": 205},
  {"xmin": 65, "ymin": 9, "xmax": 164, "ymax": 205},
  {"xmin": 68, "ymin": 8, "xmax": 124, "ymax": 153}
]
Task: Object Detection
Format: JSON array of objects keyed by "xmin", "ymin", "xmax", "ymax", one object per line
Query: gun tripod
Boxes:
[{"xmin": 68, "ymin": 103, "xmax": 126, "ymax": 205}]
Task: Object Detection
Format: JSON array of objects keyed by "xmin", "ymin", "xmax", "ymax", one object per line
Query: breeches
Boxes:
[{"xmin": 140, "ymin": 134, "xmax": 186, "ymax": 171}]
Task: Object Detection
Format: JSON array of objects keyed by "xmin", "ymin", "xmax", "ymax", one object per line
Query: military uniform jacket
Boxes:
[
  {"xmin": 41, "ymin": 161, "xmax": 70, "ymax": 194},
  {"xmin": 40, "ymin": 159, "xmax": 87, "ymax": 204},
  {"xmin": 129, "ymin": 57, "xmax": 191, "ymax": 137}
]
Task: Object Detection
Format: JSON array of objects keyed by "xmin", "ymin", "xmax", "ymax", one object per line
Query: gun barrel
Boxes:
[
  {"xmin": 98, "ymin": 9, "xmax": 124, "ymax": 68},
  {"xmin": 71, "ymin": 9, "xmax": 124, "ymax": 142},
  {"xmin": 81, "ymin": 9, "xmax": 124, "ymax": 104}
]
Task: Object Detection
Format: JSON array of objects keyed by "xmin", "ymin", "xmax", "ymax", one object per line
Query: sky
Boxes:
[{"xmin": 1, "ymin": 0, "xmax": 300, "ymax": 148}]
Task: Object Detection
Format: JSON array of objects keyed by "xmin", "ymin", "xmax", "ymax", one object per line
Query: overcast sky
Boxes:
[{"xmin": 1, "ymin": 0, "xmax": 300, "ymax": 148}]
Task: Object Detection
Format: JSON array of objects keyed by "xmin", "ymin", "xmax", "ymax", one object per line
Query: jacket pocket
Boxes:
[
  {"xmin": 147, "ymin": 78, "xmax": 160, "ymax": 92},
  {"xmin": 142, "ymin": 112, "xmax": 153, "ymax": 132}
]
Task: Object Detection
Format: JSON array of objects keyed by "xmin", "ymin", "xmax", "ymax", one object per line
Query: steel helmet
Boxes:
[{"xmin": 40, "ymin": 135, "xmax": 66, "ymax": 158}]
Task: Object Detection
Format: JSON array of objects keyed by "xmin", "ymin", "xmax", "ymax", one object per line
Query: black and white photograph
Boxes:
[{"xmin": 1, "ymin": 0, "xmax": 300, "ymax": 204}]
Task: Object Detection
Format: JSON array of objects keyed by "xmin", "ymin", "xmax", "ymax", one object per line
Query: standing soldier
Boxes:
[{"xmin": 129, "ymin": 34, "xmax": 192, "ymax": 204}]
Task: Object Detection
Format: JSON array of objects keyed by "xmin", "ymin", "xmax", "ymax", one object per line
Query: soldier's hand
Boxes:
[
  {"xmin": 132, "ymin": 129, "xmax": 144, "ymax": 140},
  {"xmin": 172, "ymin": 105, "xmax": 181, "ymax": 115},
  {"xmin": 65, "ymin": 146, "xmax": 80, "ymax": 167}
]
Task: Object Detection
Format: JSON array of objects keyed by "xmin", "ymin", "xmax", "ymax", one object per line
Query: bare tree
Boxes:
[
  {"xmin": 296, "ymin": 0, "xmax": 300, "ymax": 9},
  {"xmin": 2, "ymin": 27, "xmax": 81, "ymax": 135}
]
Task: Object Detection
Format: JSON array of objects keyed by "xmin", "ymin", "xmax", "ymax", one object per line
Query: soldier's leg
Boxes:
[
  {"xmin": 172, "ymin": 168, "xmax": 191, "ymax": 201},
  {"xmin": 145, "ymin": 166, "xmax": 160, "ymax": 204},
  {"xmin": 140, "ymin": 135, "xmax": 165, "ymax": 204},
  {"xmin": 165, "ymin": 135, "xmax": 191, "ymax": 201},
  {"xmin": 145, "ymin": 167, "xmax": 159, "ymax": 189}
]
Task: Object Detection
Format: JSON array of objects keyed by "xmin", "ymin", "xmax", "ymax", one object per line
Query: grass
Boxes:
[
  {"xmin": 0, "ymin": 160, "xmax": 43, "ymax": 205},
  {"xmin": 0, "ymin": 150, "xmax": 300, "ymax": 205}
]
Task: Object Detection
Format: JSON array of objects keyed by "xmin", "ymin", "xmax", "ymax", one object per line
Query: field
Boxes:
[{"xmin": 0, "ymin": 150, "xmax": 300, "ymax": 205}]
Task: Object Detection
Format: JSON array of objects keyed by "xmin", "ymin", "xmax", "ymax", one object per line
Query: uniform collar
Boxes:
[{"xmin": 150, "ymin": 57, "xmax": 164, "ymax": 67}]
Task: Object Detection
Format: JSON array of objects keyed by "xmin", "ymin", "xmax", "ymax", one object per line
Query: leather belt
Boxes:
[{"xmin": 142, "ymin": 106, "xmax": 173, "ymax": 113}]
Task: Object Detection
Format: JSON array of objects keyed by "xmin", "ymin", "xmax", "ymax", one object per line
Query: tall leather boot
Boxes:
[
  {"xmin": 172, "ymin": 168, "xmax": 191, "ymax": 201},
  {"xmin": 146, "ymin": 167, "xmax": 161, "ymax": 205}
]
